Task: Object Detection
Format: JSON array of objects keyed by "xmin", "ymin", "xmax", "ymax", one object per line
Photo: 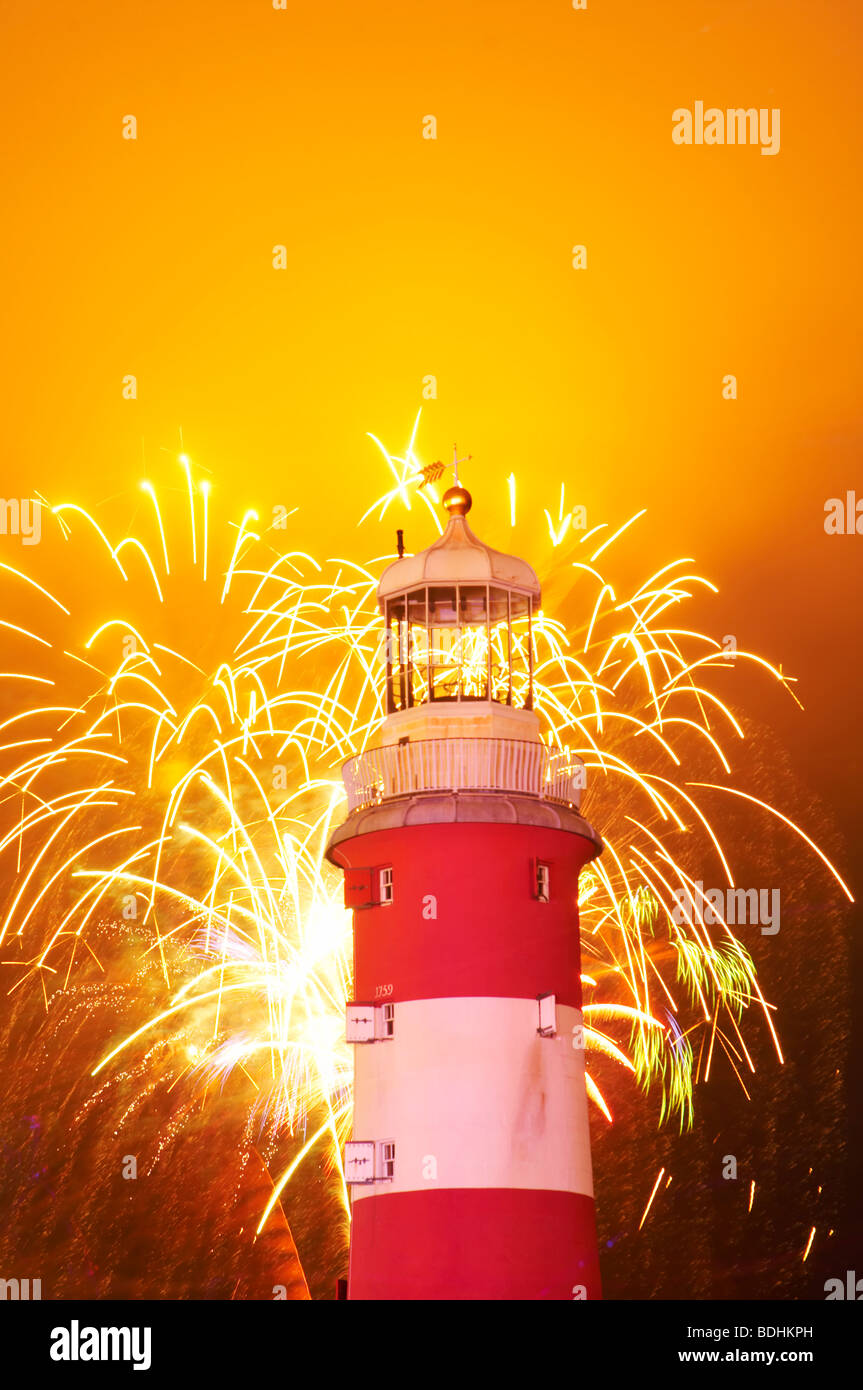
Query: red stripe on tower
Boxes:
[{"xmin": 327, "ymin": 475, "xmax": 603, "ymax": 1300}]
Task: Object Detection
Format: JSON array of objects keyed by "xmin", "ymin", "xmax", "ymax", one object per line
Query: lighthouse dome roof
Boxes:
[{"xmin": 378, "ymin": 509, "xmax": 541, "ymax": 608}]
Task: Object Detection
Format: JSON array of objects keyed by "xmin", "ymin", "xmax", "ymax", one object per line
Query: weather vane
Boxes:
[{"xmin": 415, "ymin": 443, "xmax": 472, "ymax": 490}]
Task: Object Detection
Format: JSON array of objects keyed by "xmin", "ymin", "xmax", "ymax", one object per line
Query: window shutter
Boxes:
[
  {"xmin": 346, "ymin": 1003, "xmax": 376, "ymax": 1042},
  {"xmin": 344, "ymin": 1141, "xmax": 376, "ymax": 1184},
  {"xmin": 529, "ymin": 855, "xmax": 538, "ymax": 898},
  {"xmin": 344, "ymin": 867, "xmax": 373, "ymax": 909}
]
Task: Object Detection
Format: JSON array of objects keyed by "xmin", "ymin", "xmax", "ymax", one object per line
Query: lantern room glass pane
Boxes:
[
  {"xmin": 408, "ymin": 591, "xmax": 427, "ymax": 624},
  {"xmin": 458, "ymin": 586, "xmax": 489, "ymax": 699},
  {"xmin": 488, "ymin": 588, "xmax": 509, "ymax": 624},
  {"xmin": 385, "ymin": 596, "xmax": 408, "ymax": 712},
  {"xmin": 489, "ymin": 587, "xmax": 511, "ymax": 704},
  {"xmin": 429, "ymin": 623, "xmax": 461, "ymax": 700},
  {"xmin": 459, "ymin": 641, "xmax": 488, "ymax": 700},
  {"xmin": 509, "ymin": 592, "xmax": 532, "ymax": 709},
  {"xmin": 428, "ymin": 587, "xmax": 459, "ymax": 701},
  {"xmin": 428, "ymin": 586, "xmax": 458, "ymax": 625},
  {"xmin": 459, "ymin": 586, "xmax": 487, "ymax": 624},
  {"xmin": 408, "ymin": 590, "xmax": 428, "ymax": 705}
]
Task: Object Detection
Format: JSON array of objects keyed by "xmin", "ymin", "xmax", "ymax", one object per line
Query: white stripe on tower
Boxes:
[{"xmin": 352, "ymin": 997, "xmax": 593, "ymax": 1200}]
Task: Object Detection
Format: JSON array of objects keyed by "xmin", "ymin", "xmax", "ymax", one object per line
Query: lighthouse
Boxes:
[{"xmin": 326, "ymin": 477, "xmax": 603, "ymax": 1300}]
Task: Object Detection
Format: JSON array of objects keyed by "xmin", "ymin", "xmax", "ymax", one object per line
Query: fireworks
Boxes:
[{"xmin": 0, "ymin": 417, "xmax": 852, "ymax": 1282}]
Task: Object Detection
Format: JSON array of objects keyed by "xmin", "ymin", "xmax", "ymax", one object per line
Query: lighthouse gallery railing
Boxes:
[{"xmin": 341, "ymin": 738, "xmax": 585, "ymax": 813}]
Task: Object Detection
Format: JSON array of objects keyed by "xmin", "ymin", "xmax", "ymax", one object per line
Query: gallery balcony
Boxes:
[{"xmin": 341, "ymin": 737, "xmax": 585, "ymax": 814}]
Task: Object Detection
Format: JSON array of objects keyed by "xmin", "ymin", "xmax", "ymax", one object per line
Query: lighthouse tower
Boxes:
[{"xmin": 327, "ymin": 479, "xmax": 603, "ymax": 1300}]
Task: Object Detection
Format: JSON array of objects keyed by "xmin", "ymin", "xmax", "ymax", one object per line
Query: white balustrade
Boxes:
[{"xmin": 341, "ymin": 738, "xmax": 584, "ymax": 813}]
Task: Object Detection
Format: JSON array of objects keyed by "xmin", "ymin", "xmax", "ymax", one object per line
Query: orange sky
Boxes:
[{"xmin": 2, "ymin": 0, "xmax": 862, "ymax": 818}]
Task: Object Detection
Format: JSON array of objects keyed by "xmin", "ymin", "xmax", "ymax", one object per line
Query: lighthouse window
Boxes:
[
  {"xmin": 537, "ymin": 993, "xmax": 557, "ymax": 1036},
  {"xmin": 535, "ymin": 861, "xmax": 550, "ymax": 902},
  {"xmin": 382, "ymin": 1002, "xmax": 395, "ymax": 1038},
  {"xmin": 380, "ymin": 1141, "xmax": 396, "ymax": 1180},
  {"xmin": 378, "ymin": 866, "xmax": 393, "ymax": 905}
]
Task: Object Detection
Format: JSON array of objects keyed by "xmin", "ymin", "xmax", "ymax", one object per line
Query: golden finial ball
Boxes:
[{"xmin": 442, "ymin": 485, "xmax": 472, "ymax": 517}]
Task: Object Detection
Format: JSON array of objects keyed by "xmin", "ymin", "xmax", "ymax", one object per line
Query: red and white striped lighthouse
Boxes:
[{"xmin": 327, "ymin": 479, "xmax": 603, "ymax": 1300}]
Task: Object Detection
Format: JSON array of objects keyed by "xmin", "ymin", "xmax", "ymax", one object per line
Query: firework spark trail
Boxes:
[{"xmin": 0, "ymin": 420, "xmax": 852, "ymax": 1239}]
